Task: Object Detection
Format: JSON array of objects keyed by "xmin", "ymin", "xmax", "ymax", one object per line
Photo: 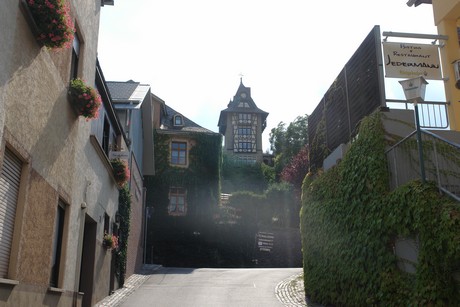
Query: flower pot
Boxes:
[
  {"xmin": 21, "ymin": 0, "xmax": 75, "ymax": 49},
  {"xmin": 111, "ymin": 159, "xmax": 130, "ymax": 188},
  {"xmin": 68, "ymin": 79, "xmax": 101, "ymax": 119}
]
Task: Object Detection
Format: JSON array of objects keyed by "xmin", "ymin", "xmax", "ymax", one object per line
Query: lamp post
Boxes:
[{"xmin": 399, "ymin": 76, "xmax": 428, "ymax": 183}]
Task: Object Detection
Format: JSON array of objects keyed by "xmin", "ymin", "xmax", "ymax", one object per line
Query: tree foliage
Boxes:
[
  {"xmin": 269, "ymin": 114, "xmax": 308, "ymax": 176},
  {"xmin": 280, "ymin": 146, "xmax": 309, "ymax": 193}
]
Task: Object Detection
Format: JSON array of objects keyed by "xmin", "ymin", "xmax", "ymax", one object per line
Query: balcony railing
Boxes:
[{"xmin": 386, "ymin": 99, "xmax": 449, "ymax": 129}]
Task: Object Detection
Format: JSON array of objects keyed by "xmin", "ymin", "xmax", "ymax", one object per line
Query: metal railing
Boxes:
[
  {"xmin": 386, "ymin": 129, "xmax": 460, "ymax": 201},
  {"xmin": 386, "ymin": 99, "xmax": 449, "ymax": 129}
]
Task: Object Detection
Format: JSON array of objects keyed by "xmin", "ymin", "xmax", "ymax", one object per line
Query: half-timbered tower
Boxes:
[{"xmin": 218, "ymin": 79, "xmax": 269, "ymax": 163}]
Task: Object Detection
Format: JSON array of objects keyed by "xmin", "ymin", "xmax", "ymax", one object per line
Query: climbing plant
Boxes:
[
  {"xmin": 115, "ymin": 185, "xmax": 131, "ymax": 286},
  {"xmin": 301, "ymin": 111, "xmax": 460, "ymax": 306},
  {"xmin": 144, "ymin": 130, "xmax": 222, "ymax": 266}
]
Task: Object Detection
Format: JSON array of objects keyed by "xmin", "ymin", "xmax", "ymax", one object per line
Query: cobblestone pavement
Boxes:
[
  {"xmin": 275, "ymin": 272, "xmax": 306, "ymax": 306},
  {"xmin": 275, "ymin": 272, "xmax": 323, "ymax": 307},
  {"xmin": 96, "ymin": 265, "xmax": 320, "ymax": 307}
]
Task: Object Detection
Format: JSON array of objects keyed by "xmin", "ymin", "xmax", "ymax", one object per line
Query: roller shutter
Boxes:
[{"xmin": 0, "ymin": 149, "xmax": 22, "ymax": 278}]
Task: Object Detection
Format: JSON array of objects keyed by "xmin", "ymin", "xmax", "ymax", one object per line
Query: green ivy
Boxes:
[
  {"xmin": 301, "ymin": 111, "xmax": 460, "ymax": 306},
  {"xmin": 144, "ymin": 131, "xmax": 222, "ymax": 265},
  {"xmin": 221, "ymin": 153, "xmax": 269, "ymax": 193},
  {"xmin": 115, "ymin": 185, "xmax": 131, "ymax": 286}
]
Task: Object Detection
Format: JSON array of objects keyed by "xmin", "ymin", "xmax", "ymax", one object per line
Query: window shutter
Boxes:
[{"xmin": 0, "ymin": 149, "xmax": 22, "ymax": 277}]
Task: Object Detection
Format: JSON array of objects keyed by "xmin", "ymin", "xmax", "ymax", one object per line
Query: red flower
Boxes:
[
  {"xmin": 69, "ymin": 78, "xmax": 101, "ymax": 119},
  {"xmin": 26, "ymin": 0, "xmax": 75, "ymax": 49}
]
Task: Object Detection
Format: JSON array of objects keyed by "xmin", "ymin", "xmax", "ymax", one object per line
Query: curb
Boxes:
[{"xmin": 95, "ymin": 264, "xmax": 162, "ymax": 307}]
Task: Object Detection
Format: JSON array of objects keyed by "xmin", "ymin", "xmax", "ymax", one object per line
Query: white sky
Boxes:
[{"xmin": 97, "ymin": 0, "xmax": 441, "ymax": 152}]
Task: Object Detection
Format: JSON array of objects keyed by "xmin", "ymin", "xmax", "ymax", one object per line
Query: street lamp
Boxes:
[{"xmin": 399, "ymin": 76, "xmax": 428, "ymax": 183}]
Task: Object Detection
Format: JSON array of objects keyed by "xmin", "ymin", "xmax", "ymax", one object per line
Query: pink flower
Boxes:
[{"xmin": 27, "ymin": 0, "xmax": 75, "ymax": 49}]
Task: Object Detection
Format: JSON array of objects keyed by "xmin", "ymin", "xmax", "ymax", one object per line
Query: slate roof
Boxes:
[
  {"xmin": 220, "ymin": 81, "xmax": 268, "ymax": 115},
  {"xmin": 107, "ymin": 81, "xmax": 215, "ymax": 134},
  {"xmin": 218, "ymin": 80, "xmax": 268, "ymax": 133},
  {"xmin": 106, "ymin": 80, "xmax": 140, "ymax": 101},
  {"xmin": 159, "ymin": 103, "xmax": 216, "ymax": 134}
]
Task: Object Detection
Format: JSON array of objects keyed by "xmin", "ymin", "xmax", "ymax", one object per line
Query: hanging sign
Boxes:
[{"xmin": 382, "ymin": 42, "xmax": 441, "ymax": 80}]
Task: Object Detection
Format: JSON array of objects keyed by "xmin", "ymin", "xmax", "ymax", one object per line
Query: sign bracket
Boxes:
[{"xmin": 382, "ymin": 31, "xmax": 449, "ymax": 43}]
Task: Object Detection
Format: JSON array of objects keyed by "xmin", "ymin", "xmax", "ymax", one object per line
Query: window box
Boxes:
[
  {"xmin": 68, "ymin": 78, "xmax": 102, "ymax": 120},
  {"xmin": 103, "ymin": 232, "xmax": 119, "ymax": 250},
  {"xmin": 110, "ymin": 159, "xmax": 130, "ymax": 188},
  {"xmin": 20, "ymin": 0, "xmax": 75, "ymax": 49}
]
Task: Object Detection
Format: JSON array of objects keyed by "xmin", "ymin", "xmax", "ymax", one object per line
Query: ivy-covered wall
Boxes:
[
  {"xmin": 221, "ymin": 153, "xmax": 270, "ymax": 193},
  {"xmin": 301, "ymin": 112, "xmax": 460, "ymax": 306},
  {"xmin": 115, "ymin": 185, "xmax": 131, "ymax": 286},
  {"xmin": 145, "ymin": 130, "xmax": 222, "ymax": 266}
]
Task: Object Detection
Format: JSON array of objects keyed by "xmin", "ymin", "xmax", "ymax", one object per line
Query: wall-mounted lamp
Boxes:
[{"xmin": 398, "ymin": 76, "xmax": 428, "ymax": 103}]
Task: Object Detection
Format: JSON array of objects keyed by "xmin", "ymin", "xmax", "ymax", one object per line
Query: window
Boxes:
[
  {"xmin": 174, "ymin": 115, "xmax": 183, "ymax": 126},
  {"xmin": 238, "ymin": 102, "xmax": 249, "ymax": 108},
  {"xmin": 0, "ymin": 148, "xmax": 23, "ymax": 278},
  {"xmin": 171, "ymin": 142, "xmax": 187, "ymax": 165},
  {"xmin": 238, "ymin": 113, "xmax": 252, "ymax": 124},
  {"xmin": 238, "ymin": 114, "xmax": 251, "ymax": 121},
  {"xmin": 238, "ymin": 156, "xmax": 257, "ymax": 164},
  {"xmin": 102, "ymin": 115, "xmax": 110, "ymax": 155},
  {"xmin": 70, "ymin": 33, "xmax": 80, "ymax": 80},
  {"xmin": 104, "ymin": 213, "xmax": 110, "ymax": 234},
  {"xmin": 168, "ymin": 187, "xmax": 187, "ymax": 216},
  {"xmin": 238, "ymin": 127, "xmax": 252, "ymax": 135},
  {"xmin": 50, "ymin": 200, "xmax": 66, "ymax": 287},
  {"xmin": 238, "ymin": 142, "xmax": 252, "ymax": 151}
]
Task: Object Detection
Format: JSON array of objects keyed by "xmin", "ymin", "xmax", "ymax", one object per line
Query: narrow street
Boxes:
[{"xmin": 116, "ymin": 267, "xmax": 304, "ymax": 307}]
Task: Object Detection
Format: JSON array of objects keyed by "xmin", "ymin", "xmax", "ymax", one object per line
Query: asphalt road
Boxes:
[{"xmin": 119, "ymin": 267, "xmax": 303, "ymax": 307}]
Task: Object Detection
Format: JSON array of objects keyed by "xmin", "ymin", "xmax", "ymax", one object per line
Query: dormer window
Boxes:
[
  {"xmin": 238, "ymin": 102, "xmax": 250, "ymax": 108},
  {"xmin": 174, "ymin": 114, "xmax": 184, "ymax": 126}
]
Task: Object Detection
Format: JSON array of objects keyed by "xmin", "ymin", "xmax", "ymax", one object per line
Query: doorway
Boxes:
[{"xmin": 79, "ymin": 215, "xmax": 97, "ymax": 307}]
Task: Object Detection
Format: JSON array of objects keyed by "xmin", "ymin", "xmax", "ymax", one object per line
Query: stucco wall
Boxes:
[
  {"xmin": 126, "ymin": 156, "xmax": 145, "ymax": 278},
  {"xmin": 431, "ymin": 0, "xmax": 460, "ymax": 131},
  {"xmin": 0, "ymin": 0, "xmax": 121, "ymax": 306}
]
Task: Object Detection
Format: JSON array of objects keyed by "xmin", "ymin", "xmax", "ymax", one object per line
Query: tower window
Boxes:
[
  {"xmin": 238, "ymin": 113, "xmax": 252, "ymax": 124},
  {"xmin": 238, "ymin": 142, "xmax": 252, "ymax": 151},
  {"xmin": 238, "ymin": 127, "xmax": 252, "ymax": 135}
]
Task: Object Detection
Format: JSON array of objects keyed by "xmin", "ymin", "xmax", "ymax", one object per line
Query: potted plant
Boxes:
[
  {"xmin": 23, "ymin": 0, "xmax": 75, "ymax": 49},
  {"xmin": 68, "ymin": 78, "xmax": 102, "ymax": 119},
  {"xmin": 103, "ymin": 232, "xmax": 119, "ymax": 250},
  {"xmin": 111, "ymin": 159, "xmax": 130, "ymax": 188}
]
